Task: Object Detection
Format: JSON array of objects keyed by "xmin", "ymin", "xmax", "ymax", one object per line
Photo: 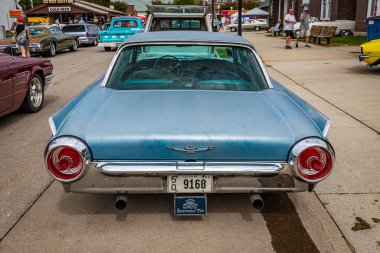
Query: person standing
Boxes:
[
  {"xmin": 221, "ymin": 16, "xmax": 226, "ymax": 30},
  {"xmin": 296, "ymin": 9, "xmax": 311, "ymax": 48},
  {"xmin": 284, "ymin": 9, "xmax": 296, "ymax": 49},
  {"xmin": 14, "ymin": 17, "xmax": 31, "ymax": 58}
]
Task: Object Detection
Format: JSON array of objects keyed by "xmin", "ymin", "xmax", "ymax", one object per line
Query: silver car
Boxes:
[{"xmin": 62, "ymin": 24, "xmax": 99, "ymax": 46}]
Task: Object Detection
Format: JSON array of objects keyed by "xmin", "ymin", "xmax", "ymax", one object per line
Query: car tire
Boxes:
[
  {"xmin": 46, "ymin": 43, "xmax": 56, "ymax": 57},
  {"xmin": 104, "ymin": 47, "xmax": 111, "ymax": 51},
  {"xmin": 254, "ymin": 26, "xmax": 261, "ymax": 31},
  {"xmin": 21, "ymin": 74, "xmax": 44, "ymax": 113},
  {"xmin": 69, "ymin": 40, "xmax": 78, "ymax": 52},
  {"xmin": 230, "ymin": 27, "xmax": 237, "ymax": 32},
  {"xmin": 339, "ymin": 30, "xmax": 351, "ymax": 37}
]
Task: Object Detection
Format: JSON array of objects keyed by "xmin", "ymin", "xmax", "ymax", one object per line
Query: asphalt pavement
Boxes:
[{"xmin": 0, "ymin": 33, "xmax": 376, "ymax": 252}]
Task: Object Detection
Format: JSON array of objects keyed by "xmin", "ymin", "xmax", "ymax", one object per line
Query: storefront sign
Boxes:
[
  {"xmin": 9, "ymin": 10, "xmax": 23, "ymax": 17},
  {"xmin": 44, "ymin": 0, "xmax": 74, "ymax": 3},
  {"xmin": 48, "ymin": 6, "xmax": 71, "ymax": 12}
]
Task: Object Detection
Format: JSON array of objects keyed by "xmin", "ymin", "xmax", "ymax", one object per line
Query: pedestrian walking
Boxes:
[
  {"xmin": 221, "ymin": 16, "xmax": 226, "ymax": 30},
  {"xmin": 14, "ymin": 17, "xmax": 31, "ymax": 58},
  {"xmin": 284, "ymin": 9, "xmax": 296, "ymax": 49},
  {"xmin": 296, "ymin": 9, "xmax": 311, "ymax": 48}
]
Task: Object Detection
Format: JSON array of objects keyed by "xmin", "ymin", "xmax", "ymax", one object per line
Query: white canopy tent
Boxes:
[{"xmin": 231, "ymin": 8, "xmax": 269, "ymax": 18}]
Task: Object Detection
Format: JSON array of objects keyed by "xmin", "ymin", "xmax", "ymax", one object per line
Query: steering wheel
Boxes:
[{"xmin": 154, "ymin": 55, "xmax": 182, "ymax": 75}]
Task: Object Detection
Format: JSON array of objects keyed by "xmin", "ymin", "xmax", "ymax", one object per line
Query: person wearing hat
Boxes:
[
  {"xmin": 14, "ymin": 17, "xmax": 31, "ymax": 57},
  {"xmin": 296, "ymin": 9, "xmax": 311, "ymax": 48}
]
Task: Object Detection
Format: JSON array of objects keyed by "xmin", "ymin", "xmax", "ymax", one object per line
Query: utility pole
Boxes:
[
  {"xmin": 30, "ymin": 0, "xmax": 34, "ymax": 9},
  {"xmin": 211, "ymin": 0, "xmax": 215, "ymax": 31},
  {"xmin": 238, "ymin": 0, "xmax": 242, "ymax": 36}
]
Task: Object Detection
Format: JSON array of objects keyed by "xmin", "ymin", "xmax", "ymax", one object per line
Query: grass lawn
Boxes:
[{"xmin": 327, "ymin": 35, "xmax": 367, "ymax": 46}]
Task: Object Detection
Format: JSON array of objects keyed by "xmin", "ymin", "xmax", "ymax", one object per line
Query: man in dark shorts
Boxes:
[{"xmin": 284, "ymin": 9, "xmax": 296, "ymax": 49}]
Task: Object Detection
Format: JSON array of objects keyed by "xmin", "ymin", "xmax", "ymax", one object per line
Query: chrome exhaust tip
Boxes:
[
  {"xmin": 115, "ymin": 193, "xmax": 128, "ymax": 210},
  {"xmin": 250, "ymin": 194, "xmax": 264, "ymax": 210}
]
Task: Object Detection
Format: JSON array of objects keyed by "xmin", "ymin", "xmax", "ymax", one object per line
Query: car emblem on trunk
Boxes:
[{"xmin": 167, "ymin": 145, "xmax": 214, "ymax": 154}]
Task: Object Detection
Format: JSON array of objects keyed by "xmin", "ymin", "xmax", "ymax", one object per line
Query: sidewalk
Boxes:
[{"xmin": 244, "ymin": 31, "xmax": 380, "ymax": 253}]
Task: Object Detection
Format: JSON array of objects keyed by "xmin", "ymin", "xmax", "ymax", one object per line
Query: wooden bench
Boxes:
[
  {"xmin": 316, "ymin": 26, "xmax": 337, "ymax": 45},
  {"xmin": 309, "ymin": 26, "xmax": 323, "ymax": 43}
]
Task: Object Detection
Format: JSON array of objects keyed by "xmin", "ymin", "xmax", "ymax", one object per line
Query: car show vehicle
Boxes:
[
  {"xmin": 44, "ymin": 32, "xmax": 334, "ymax": 215},
  {"xmin": 145, "ymin": 5, "xmax": 212, "ymax": 32},
  {"xmin": 359, "ymin": 39, "xmax": 380, "ymax": 67},
  {"xmin": 294, "ymin": 19, "xmax": 355, "ymax": 37},
  {"xmin": 0, "ymin": 25, "xmax": 79, "ymax": 57},
  {"xmin": 61, "ymin": 24, "xmax": 99, "ymax": 46},
  {"xmin": 0, "ymin": 54, "xmax": 53, "ymax": 117},
  {"xmin": 228, "ymin": 19, "xmax": 268, "ymax": 32},
  {"xmin": 98, "ymin": 17, "xmax": 144, "ymax": 51}
]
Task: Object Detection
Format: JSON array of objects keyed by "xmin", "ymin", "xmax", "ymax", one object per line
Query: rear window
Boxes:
[
  {"xmin": 113, "ymin": 20, "xmax": 138, "ymax": 28},
  {"xmin": 159, "ymin": 19, "xmax": 202, "ymax": 29},
  {"xmin": 62, "ymin": 25, "xmax": 85, "ymax": 32},
  {"xmin": 29, "ymin": 28, "xmax": 46, "ymax": 36},
  {"xmin": 106, "ymin": 45, "xmax": 268, "ymax": 92}
]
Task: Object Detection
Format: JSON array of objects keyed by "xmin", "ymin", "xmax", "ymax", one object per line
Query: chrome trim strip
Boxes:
[
  {"xmin": 48, "ymin": 117, "xmax": 57, "ymax": 136},
  {"xmin": 96, "ymin": 161, "xmax": 284, "ymax": 176},
  {"xmin": 100, "ymin": 41, "xmax": 273, "ymax": 88},
  {"xmin": 322, "ymin": 119, "xmax": 331, "ymax": 137}
]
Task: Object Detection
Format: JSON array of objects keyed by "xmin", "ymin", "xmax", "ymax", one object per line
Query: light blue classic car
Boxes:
[
  {"xmin": 44, "ymin": 32, "xmax": 334, "ymax": 214},
  {"xmin": 98, "ymin": 17, "xmax": 144, "ymax": 51}
]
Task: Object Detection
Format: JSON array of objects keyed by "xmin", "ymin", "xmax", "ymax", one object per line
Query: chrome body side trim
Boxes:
[
  {"xmin": 322, "ymin": 119, "xmax": 331, "ymax": 137},
  {"xmin": 96, "ymin": 161, "xmax": 284, "ymax": 176},
  {"xmin": 44, "ymin": 73, "xmax": 54, "ymax": 90},
  {"xmin": 48, "ymin": 116, "xmax": 57, "ymax": 136},
  {"xmin": 100, "ymin": 41, "xmax": 273, "ymax": 89},
  {"xmin": 44, "ymin": 136, "xmax": 92, "ymax": 183}
]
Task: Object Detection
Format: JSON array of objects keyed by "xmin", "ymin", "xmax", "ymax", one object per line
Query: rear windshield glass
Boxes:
[
  {"xmin": 106, "ymin": 45, "xmax": 268, "ymax": 92},
  {"xmin": 29, "ymin": 28, "xmax": 46, "ymax": 36},
  {"xmin": 160, "ymin": 19, "xmax": 202, "ymax": 29},
  {"xmin": 62, "ymin": 25, "xmax": 85, "ymax": 32},
  {"xmin": 113, "ymin": 20, "xmax": 138, "ymax": 28}
]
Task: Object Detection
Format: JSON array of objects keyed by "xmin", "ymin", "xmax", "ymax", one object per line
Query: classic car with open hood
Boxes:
[{"xmin": 44, "ymin": 32, "xmax": 334, "ymax": 215}]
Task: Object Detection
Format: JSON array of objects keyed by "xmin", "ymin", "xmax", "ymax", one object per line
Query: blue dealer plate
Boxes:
[{"xmin": 174, "ymin": 195, "xmax": 207, "ymax": 216}]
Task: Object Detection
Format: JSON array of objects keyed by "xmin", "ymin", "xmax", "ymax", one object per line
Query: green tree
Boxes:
[
  {"xmin": 86, "ymin": 0, "xmax": 111, "ymax": 8},
  {"xmin": 111, "ymin": 1, "xmax": 127, "ymax": 12},
  {"xmin": 172, "ymin": 0, "xmax": 194, "ymax": 5},
  {"xmin": 19, "ymin": 0, "xmax": 31, "ymax": 10}
]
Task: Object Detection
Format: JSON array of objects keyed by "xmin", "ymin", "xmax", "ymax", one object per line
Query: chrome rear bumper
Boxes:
[{"xmin": 62, "ymin": 161, "xmax": 310, "ymax": 194}]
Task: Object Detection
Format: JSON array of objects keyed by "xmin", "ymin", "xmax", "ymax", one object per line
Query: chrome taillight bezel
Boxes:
[
  {"xmin": 288, "ymin": 138, "xmax": 335, "ymax": 184},
  {"xmin": 44, "ymin": 136, "xmax": 92, "ymax": 183}
]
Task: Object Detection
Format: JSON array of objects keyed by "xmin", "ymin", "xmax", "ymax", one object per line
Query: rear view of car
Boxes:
[{"xmin": 62, "ymin": 24, "xmax": 99, "ymax": 46}]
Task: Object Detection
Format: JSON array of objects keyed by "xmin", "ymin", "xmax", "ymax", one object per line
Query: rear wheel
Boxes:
[
  {"xmin": 104, "ymin": 47, "xmax": 111, "ymax": 51},
  {"xmin": 254, "ymin": 26, "xmax": 261, "ymax": 31},
  {"xmin": 46, "ymin": 43, "xmax": 56, "ymax": 57},
  {"xmin": 21, "ymin": 74, "xmax": 44, "ymax": 113},
  {"xmin": 230, "ymin": 27, "xmax": 237, "ymax": 32},
  {"xmin": 69, "ymin": 40, "xmax": 78, "ymax": 52},
  {"xmin": 339, "ymin": 30, "xmax": 351, "ymax": 36}
]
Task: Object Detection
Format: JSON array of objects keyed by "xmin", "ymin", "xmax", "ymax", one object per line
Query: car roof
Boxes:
[{"xmin": 124, "ymin": 31, "xmax": 253, "ymax": 47}]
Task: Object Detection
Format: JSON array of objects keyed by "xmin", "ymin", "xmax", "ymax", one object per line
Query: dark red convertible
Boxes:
[{"xmin": 0, "ymin": 54, "xmax": 53, "ymax": 117}]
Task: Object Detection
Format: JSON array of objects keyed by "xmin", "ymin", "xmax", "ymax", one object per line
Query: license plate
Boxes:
[
  {"xmin": 174, "ymin": 195, "xmax": 207, "ymax": 216},
  {"xmin": 168, "ymin": 175, "xmax": 212, "ymax": 193}
]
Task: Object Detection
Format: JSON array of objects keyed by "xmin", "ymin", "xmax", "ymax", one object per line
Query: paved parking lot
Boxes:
[{"xmin": 0, "ymin": 32, "xmax": 378, "ymax": 252}]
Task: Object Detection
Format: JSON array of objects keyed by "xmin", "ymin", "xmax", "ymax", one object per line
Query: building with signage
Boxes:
[
  {"xmin": 25, "ymin": 0, "xmax": 125, "ymax": 24},
  {"xmin": 0, "ymin": 0, "xmax": 20, "ymax": 32}
]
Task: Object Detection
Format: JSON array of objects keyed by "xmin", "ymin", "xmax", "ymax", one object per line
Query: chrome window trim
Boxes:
[
  {"xmin": 288, "ymin": 138, "xmax": 335, "ymax": 184},
  {"xmin": 44, "ymin": 136, "xmax": 92, "ymax": 183},
  {"xmin": 95, "ymin": 161, "xmax": 285, "ymax": 176},
  {"xmin": 100, "ymin": 41, "xmax": 273, "ymax": 89}
]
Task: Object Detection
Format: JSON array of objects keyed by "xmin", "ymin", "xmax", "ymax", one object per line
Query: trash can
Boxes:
[{"xmin": 367, "ymin": 16, "xmax": 380, "ymax": 41}]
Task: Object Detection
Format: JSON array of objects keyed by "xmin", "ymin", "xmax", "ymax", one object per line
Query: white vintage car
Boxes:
[
  {"xmin": 294, "ymin": 18, "xmax": 355, "ymax": 37},
  {"xmin": 228, "ymin": 19, "xmax": 268, "ymax": 32}
]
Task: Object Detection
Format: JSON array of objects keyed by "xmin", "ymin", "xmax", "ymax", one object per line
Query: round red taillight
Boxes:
[
  {"xmin": 289, "ymin": 138, "xmax": 334, "ymax": 183},
  {"xmin": 45, "ymin": 137, "xmax": 91, "ymax": 182},
  {"xmin": 47, "ymin": 146, "xmax": 84, "ymax": 180},
  {"xmin": 296, "ymin": 146, "xmax": 333, "ymax": 181}
]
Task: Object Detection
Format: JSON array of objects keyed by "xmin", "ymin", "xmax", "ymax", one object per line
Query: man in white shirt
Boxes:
[{"xmin": 284, "ymin": 9, "xmax": 296, "ymax": 49}]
